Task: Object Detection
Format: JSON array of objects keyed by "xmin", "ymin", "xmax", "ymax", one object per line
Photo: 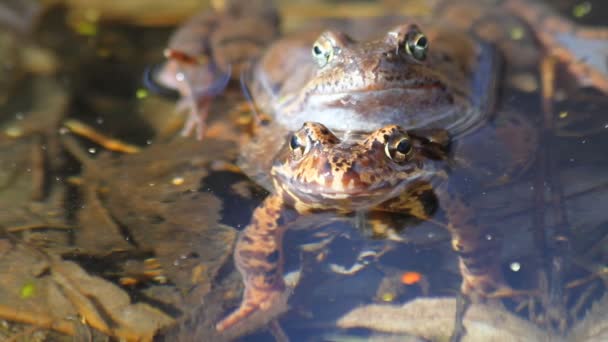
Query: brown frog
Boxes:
[
  {"xmin": 246, "ymin": 21, "xmax": 496, "ymax": 136},
  {"xmin": 153, "ymin": 0, "xmax": 608, "ymax": 140},
  {"xmin": 245, "ymin": 0, "xmax": 608, "ymax": 136},
  {"xmin": 217, "ymin": 122, "xmax": 510, "ymax": 332},
  {"xmin": 148, "ymin": 0, "xmax": 279, "ymax": 139}
]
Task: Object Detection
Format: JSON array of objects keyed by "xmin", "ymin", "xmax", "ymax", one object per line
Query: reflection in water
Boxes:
[{"xmin": 0, "ymin": 0, "xmax": 607, "ymax": 341}]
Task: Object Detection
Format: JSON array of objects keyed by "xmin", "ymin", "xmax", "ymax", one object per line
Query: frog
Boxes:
[
  {"xmin": 150, "ymin": 0, "xmax": 608, "ymax": 141},
  {"xmin": 243, "ymin": 0, "xmax": 608, "ymax": 137},
  {"xmin": 216, "ymin": 122, "xmax": 456, "ymax": 332},
  {"xmin": 244, "ymin": 21, "xmax": 496, "ymax": 136},
  {"xmin": 217, "ymin": 120, "xmax": 533, "ymax": 335},
  {"xmin": 236, "ymin": 20, "xmax": 538, "ymax": 195},
  {"xmin": 146, "ymin": 0, "xmax": 280, "ymax": 139}
]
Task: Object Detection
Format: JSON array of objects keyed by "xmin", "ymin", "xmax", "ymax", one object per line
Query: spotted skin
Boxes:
[
  {"xmin": 211, "ymin": 0, "xmax": 608, "ymax": 333},
  {"xmin": 215, "ymin": 193, "xmax": 289, "ymax": 332},
  {"xmin": 217, "ymin": 122, "xmax": 457, "ymax": 331}
]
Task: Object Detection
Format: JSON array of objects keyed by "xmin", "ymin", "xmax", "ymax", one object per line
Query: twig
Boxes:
[
  {"xmin": 6, "ymin": 223, "xmax": 76, "ymax": 233},
  {"xmin": 63, "ymin": 119, "xmax": 140, "ymax": 154}
]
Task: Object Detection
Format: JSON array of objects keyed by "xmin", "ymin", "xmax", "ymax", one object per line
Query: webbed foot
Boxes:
[
  {"xmin": 179, "ymin": 97, "xmax": 210, "ymax": 140},
  {"xmin": 217, "ymin": 194, "xmax": 292, "ymax": 333},
  {"xmin": 216, "ymin": 287, "xmax": 289, "ymax": 332}
]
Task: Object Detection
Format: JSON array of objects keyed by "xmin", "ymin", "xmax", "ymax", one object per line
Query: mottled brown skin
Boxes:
[{"xmin": 217, "ymin": 122, "xmax": 471, "ymax": 332}]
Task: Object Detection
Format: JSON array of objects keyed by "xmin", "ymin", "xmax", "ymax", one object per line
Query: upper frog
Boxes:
[
  {"xmin": 153, "ymin": 0, "xmax": 608, "ymax": 140},
  {"xmin": 247, "ymin": 22, "xmax": 497, "ymax": 136}
]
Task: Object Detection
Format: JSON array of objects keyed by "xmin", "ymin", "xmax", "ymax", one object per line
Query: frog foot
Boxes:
[
  {"xmin": 179, "ymin": 97, "xmax": 210, "ymax": 140},
  {"xmin": 459, "ymin": 262, "xmax": 532, "ymax": 302},
  {"xmin": 216, "ymin": 287, "xmax": 289, "ymax": 332}
]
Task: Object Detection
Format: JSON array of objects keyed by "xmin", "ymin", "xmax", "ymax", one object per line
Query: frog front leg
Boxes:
[
  {"xmin": 435, "ymin": 186, "xmax": 508, "ymax": 300},
  {"xmin": 216, "ymin": 193, "xmax": 293, "ymax": 332},
  {"xmin": 161, "ymin": 49, "xmax": 232, "ymax": 140},
  {"xmin": 376, "ymin": 181, "xmax": 510, "ymax": 300}
]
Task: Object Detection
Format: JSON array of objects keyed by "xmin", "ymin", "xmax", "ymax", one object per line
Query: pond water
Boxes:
[{"xmin": 0, "ymin": 0, "xmax": 607, "ymax": 341}]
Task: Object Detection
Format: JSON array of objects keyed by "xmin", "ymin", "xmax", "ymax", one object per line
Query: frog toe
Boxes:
[{"xmin": 216, "ymin": 288, "xmax": 289, "ymax": 332}]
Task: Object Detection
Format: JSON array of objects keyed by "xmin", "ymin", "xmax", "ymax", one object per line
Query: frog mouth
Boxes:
[
  {"xmin": 277, "ymin": 175, "xmax": 416, "ymax": 209},
  {"xmin": 310, "ymin": 81, "xmax": 447, "ymax": 97},
  {"xmin": 304, "ymin": 84, "xmax": 455, "ymax": 111}
]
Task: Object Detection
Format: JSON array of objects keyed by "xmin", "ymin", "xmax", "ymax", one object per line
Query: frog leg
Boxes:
[
  {"xmin": 362, "ymin": 183, "xmax": 439, "ymax": 239},
  {"xmin": 216, "ymin": 193, "xmax": 293, "ymax": 332},
  {"xmin": 375, "ymin": 184, "xmax": 512, "ymax": 342},
  {"xmin": 164, "ymin": 49, "xmax": 232, "ymax": 140},
  {"xmin": 175, "ymin": 96, "xmax": 207, "ymax": 139},
  {"xmin": 435, "ymin": 188, "xmax": 512, "ymax": 301},
  {"xmin": 375, "ymin": 182, "xmax": 516, "ymax": 300},
  {"xmin": 230, "ymin": 100, "xmax": 273, "ymax": 139},
  {"xmin": 504, "ymin": 0, "xmax": 608, "ymax": 93},
  {"xmin": 236, "ymin": 66, "xmax": 274, "ymax": 132}
]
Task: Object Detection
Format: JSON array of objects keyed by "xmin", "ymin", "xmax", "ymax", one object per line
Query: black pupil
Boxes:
[
  {"xmin": 417, "ymin": 36, "xmax": 427, "ymax": 48},
  {"xmin": 313, "ymin": 45, "xmax": 322, "ymax": 55},
  {"xmin": 290, "ymin": 135, "xmax": 301, "ymax": 150},
  {"xmin": 396, "ymin": 139, "xmax": 411, "ymax": 154}
]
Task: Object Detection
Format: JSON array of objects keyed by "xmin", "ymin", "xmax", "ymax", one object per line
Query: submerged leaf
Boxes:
[{"xmin": 337, "ymin": 297, "xmax": 554, "ymax": 342}]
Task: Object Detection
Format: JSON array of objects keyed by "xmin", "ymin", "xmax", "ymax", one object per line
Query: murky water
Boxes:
[{"xmin": 0, "ymin": 0, "xmax": 607, "ymax": 341}]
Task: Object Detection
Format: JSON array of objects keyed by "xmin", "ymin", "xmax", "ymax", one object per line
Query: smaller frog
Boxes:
[
  {"xmin": 148, "ymin": 0, "xmax": 279, "ymax": 139},
  {"xmin": 217, "ymin": 122, "xmax": 508, "ymax": 332}
]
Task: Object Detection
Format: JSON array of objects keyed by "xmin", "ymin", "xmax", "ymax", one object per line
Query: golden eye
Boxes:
[
  {"xmin": 311, "ymin": 39, "xmax": 333, "ymax": 68},
  {"xmin": 405, "ymin": 31, "xmax": 428, "ymax": 61},
  {"xmin": 385, "ymin": 136, "xmax": 414, "ymax": 163},
  {"xmin": 289, "ymin": 132, "xmax": 311, "ymax": 160}
]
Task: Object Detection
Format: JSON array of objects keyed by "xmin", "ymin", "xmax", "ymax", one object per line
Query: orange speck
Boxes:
[
  {"xmin": 401, "ymin": 271, "xmax": 422, "ymax": 285},
  {"xmin": 119, "ymin": 277, "xmax": 138, "ymax": 286}
]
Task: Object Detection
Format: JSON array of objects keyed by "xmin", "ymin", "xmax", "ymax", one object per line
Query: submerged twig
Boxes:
[
  {"xmin": 6, "ymin": 223, "xmax": 75, "ymax": 233},
  {"xmin": 0, "ymin": 304, "xmax": 76, "ymax": 336},
  {"xmin": 63, "ymin": 119, "xmax": 140, "ymax": 154},
  {"xmin": 570, "ymin": 281, "xmax": 600, "ymax": 319},
  {"xmin": 30, "ymin": 134, "xmax": 46, "ymax": 201}
]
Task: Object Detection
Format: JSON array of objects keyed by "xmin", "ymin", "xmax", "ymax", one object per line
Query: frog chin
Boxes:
[
  {"xmin": 278, "ymin": 175, "xmax": 412, "ymax": 211},
  {"xmin": 279, "ymin": 89, "xmax": 463, "ymax": 132}
]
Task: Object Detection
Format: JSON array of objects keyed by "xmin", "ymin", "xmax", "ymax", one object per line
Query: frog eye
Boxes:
[
  {"xmin": 289, "ymin": 132, "xmax": 311, "ymax": 160},
  {"xmin": 404, "ymin": 31, "xmax": 428, "ymax": 61},
  {"xmin": 311, "ymin": 39, "xmax": 333, "ymax": 68},
  {"xmin": 385, "ymin": 136, "xmax": 414, "ymax": 163}
]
